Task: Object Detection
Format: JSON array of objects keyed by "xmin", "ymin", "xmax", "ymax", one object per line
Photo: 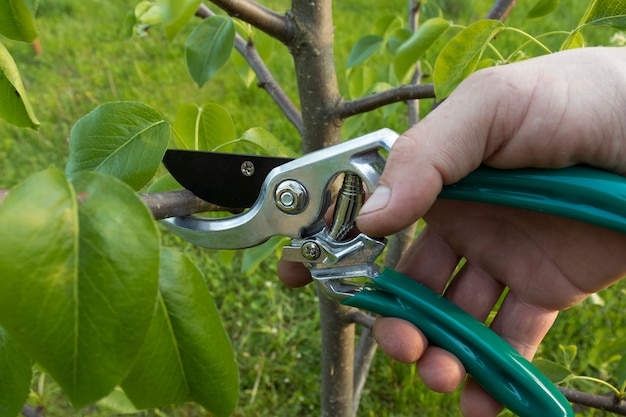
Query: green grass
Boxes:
[{"xmin": 2, "ymin": 0, "xmax": 626, "ymax": 416}]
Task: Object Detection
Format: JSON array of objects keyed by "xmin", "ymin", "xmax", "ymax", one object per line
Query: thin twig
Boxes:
[
  {"xmin": 197, "ymin": 4, "xmax": 303, "ymax": 135},
  {"xmin": 559, "ymin": 387, "xmax": 626, "ymax": 415},
  {"xmin": 407, "ymin": 0, "xmax": 422, "ymax": 127},
  {"xmin": 206, "ymin": 0, "xmax": 294, "ymax": 43},
  {"xmin": 485, "ymin": 0, "xmax": 518, "ymax": 21},
  {"xmin": 349, "ymin": 310, "xmax": 376, "ymax": 329},
  {"xmin": 338, "ymin": 84, "xmax": 435, "ymax": 119},
  {"xmin": 352, "ymin": 326, "xmax": 378, "ymax": 413},
  {"xmin": 139, "ymin": 190, "xmax": 234, "ymax": 220},
  {"xmin": 0, "ymin": 188, "xmax": 234, "ymax": 219}
]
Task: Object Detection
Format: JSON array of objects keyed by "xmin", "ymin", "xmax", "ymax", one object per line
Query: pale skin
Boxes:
[{"xmin": 278, "ymin": 46, "xmax": 626, "ymax": 416}]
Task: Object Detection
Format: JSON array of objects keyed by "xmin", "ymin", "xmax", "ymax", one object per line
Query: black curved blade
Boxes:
[{"xmin": 163, "ymin": 149, "xmax": 293, "ymax": 208}]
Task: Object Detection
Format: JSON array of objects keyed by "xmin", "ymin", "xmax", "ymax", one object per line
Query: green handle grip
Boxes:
[
  {"xmin": 440, "ymin": 165, "xmax": 626, "ymax": 233},
  {"xmin": 343, "ymin": 269, "xmax": 573, "ymax": 417},
  {"xmin": 343, "ymin": 166, "xmax": 626, "ymax": 416}
]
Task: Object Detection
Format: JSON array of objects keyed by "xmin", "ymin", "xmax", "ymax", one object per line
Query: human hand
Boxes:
[{"xmin": 279, "ymin": 47, "xmax": 626, "ymax": 416}]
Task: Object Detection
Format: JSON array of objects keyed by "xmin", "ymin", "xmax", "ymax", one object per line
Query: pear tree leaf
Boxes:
[
  {"xmin": 434, "ymin": 19, "xmax": 504, "ymax": 99},
  {"xmin": 225, "ymin": 127, "xmax": 298, "ymax": 157},
  {"xmin": 66, "ymin": 101, "xmax": 170, "ymax": 191},
  {"xmin": 242, "ymin": 236, "xmax": 289, "ymax": 276},
  {"xmin": 185, "ymin": 16, "xmax": 235, "ymax": 88},
  {"xmin": 135, "ymin": 1, "xmax": 163, "ymax": 25},
  {"xmin": 146, "ymin": 173, "xmax": 183, "ymax": 193},
  {"xmin": 173, "ymin": 102, "xmax": 236, "ymax": 151},
  {"xmin": 527, "ymin": 0, "xmax": 560, "ymax": 19},
  {"xmin": 579, "ymin": 0, "xmax": 626, "ymax": 29},
  {"xmin": 96, "ymin": 388, "xmax": 140, "ymax": 415},
  {"xmin": 158, "ymin": 0, "xmax": 202, "ymax": 40},
  {"xmin": 532, "ymin": 359, "xmax": 573, "ymax": 384},
  {"xmin": 0, "ymin": 42, "xmax": 39, "ymax": 129},
  {"xmin": 393, "ymin": 17, "xmax": 450, "ymax": 81},
  {"xmin": 616, "ymin": 354, "xmax": 626, "ymax": 388},
  {"xmin": 346, "ymin": 35, "xmax": 384, "ymax": 68},
  {"xmin": 0, "ymin": 168, "xmax": 160, "ymax": 408},
  {"xmin": 347, "ymin": 66, "xmax": 377, "ymax": 99},
  {"xmin": 122, "ymin": 248, "xmax": 238, "ymax": 417},
  {"xmin": 0, "ymin": 0, "xmax": 37, "ymax": 42},
  {"xmin": 0, "ymin": 327, "xmax": 32, "ymax": 417}
]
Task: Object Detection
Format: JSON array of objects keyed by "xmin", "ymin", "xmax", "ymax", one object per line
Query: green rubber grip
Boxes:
[
  {"xmin": 440, "ymin": 165, "xmax": 626, "ymax": 233},
  {"xmin": 343, "ymin": 269, "xmax": 573, "ymax": 417}
]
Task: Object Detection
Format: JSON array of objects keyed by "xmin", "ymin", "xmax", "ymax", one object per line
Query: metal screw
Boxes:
[
  {"xmin": 301, "ymin": 241, "xmax": 321, "ymax": 261},
  {"xmin": 241, "ymin": 161, "xmax": 255, "ymax": 177},
  {"xmin": 275, "ymin": 180, "xmax": 308, "ymax": 213}
]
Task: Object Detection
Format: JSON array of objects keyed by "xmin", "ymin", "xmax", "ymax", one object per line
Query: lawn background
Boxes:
[{"xmin": 2, "ymin": 0, "xmax": 626, "ymax": 416}]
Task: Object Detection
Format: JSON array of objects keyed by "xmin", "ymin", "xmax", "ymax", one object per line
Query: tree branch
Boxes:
[
  {"xmin": 140, "ymin": 190, "xmax": 236, "ymax": 220},
  {"xmin": 206, "ymin": 0, "xmax": 294, "ymax": 44},
  {"xmin": 289, "ymin": 0, "xmax": 343, "ymax": 153},
  {"xmin": 0, "ymin": 189, "xmax": 234, "ymax": 220},
  {"xmin": 337, "ymin": 84, "xmax": 435, "ymax": 119},
  {"xmin": 485, "ymin": 0, "xmax": 518, "ymax": 21},
  {"xmin": 197, "ymin": 4, "xmax": 303, "ymax": 135},
  {"xmin": 559, "ymin": 387, "xmax": 626, "ymax": 415},
  {"xmin": 352, "ymin": 326, "xmax": 378, "ymax": 414}
]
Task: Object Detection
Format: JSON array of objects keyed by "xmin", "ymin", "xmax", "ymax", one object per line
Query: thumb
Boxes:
[{"xmin": 356, "ymin": 70, "xmax": 512, "ymax": 237}]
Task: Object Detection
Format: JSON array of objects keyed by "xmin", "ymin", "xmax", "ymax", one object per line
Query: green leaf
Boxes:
[
  {"xmin": 0, "ymin": 42, "xmax": 39, "ymax": 129},
  {"xmin": 185, "ymin": 16, "xmax": 236, "ymax": 88},
  {"xmin": 0, "ymin": 0, "xmax": 37, "ymax": 42},
  {"xmin": 173, "ymin": 102, "xmax": 236, "ymax": 151},
  {"xmin": 66, "ymin": 101, "xmax": 170, "ymax": 190},
  {"xmin": 532, "ymin": 359, "xmax": 573, "ymax": 384},
  {"xmin": 434, "ymin": 19, "xmax": 504, "ymax": 99},
  {"xmin": 96, "ymin": 388, "xmax": 140, "ymax": 415},
  {"xmin": 135, "ymin": 1, "xmax": 163, "ymax": 26},
  {"xmin": 122, "ymin": 248, "xmax": 238, "ymax": 417},
  {"xmin": 242, "ymin": 236, "xmax": 289, "ymax": 276},
  {"xmin": 346, "ymin": 35, "xmax": 384, "ymax": 68},
  {"xmin": 579, "ymin": 0, "xmax": 626, "ymax": 29},
  {"xmin": 561, "ymin": 30, "xmax": 585, "ymax": 49},
  {"xmin": 146, "ymin": 173, "xmax": 183, "ymax": 193},
  {"xmin": 616, "ymin": 354, "xmax": 626, "ymax": 388},
  {"xmin": 0, "ymin": 168, "xmax": 160, "ymax": 407},
  {"xmin": 227, "ymin": 127, "xmax": 298, "ymax": 157},
  {"xmin": 393, "ymin": 17, "xmax": 450, "ymax": 81},
  {"xmin": 347, "ymin": 66, "xmax": 377, "ymax": 99},
  {"xmin": 158, "ymin": 0, "xmax": 202, "ymax": 40},
  {"xmin": 527, "ymin": 0, "xmax": 560, "ymax": 19},
  {"xmin": 0, "ymin": 327, "xmax": 31, "ymax": 417},
  {"xmin": 386, "ymin": 28, "xmax": 412, "ymax": 56}
]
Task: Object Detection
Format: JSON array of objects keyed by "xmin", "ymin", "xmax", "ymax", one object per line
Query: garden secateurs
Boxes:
[{"xmin": 162, "ymin": 128, "xmax": 626, "ymax": 417}]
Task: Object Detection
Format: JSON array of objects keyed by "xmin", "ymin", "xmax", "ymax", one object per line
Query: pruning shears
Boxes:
[{"xmin": 161, "ymin": 128, "xmax": 626, "ymax": 417}]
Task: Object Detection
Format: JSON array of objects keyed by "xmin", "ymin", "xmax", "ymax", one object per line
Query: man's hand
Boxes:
[{"xmin": 279, "ymin": 47, "xmax": 626, "ymax": 417}]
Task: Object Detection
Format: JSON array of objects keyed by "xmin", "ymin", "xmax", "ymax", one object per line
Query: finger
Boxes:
[
  {"xmin": 444, "ymin": 262, "xmax": 506, "ymax": 322},
  {"xmin": 414, "ymin": 263, "xmax": 505, "ymax": 394},
  {"xmin": 489, "ymin": 293, "xmax": 559, "ymax": 360},
  {"xmin": 356, "ymin": 72, "xmax": 500, "ymax": 237},
  {"xmin": 460, "ymin": 379, "xmax": 504, "ymax": 417},
  {"xmin": 417, "ymin": 347, "xmax": 465, "ymax": 393},
  {"xmin": 395, "ymin": 225, "xmax": 461, "ymax": 293},
  {"xmin": 453, "ymin": 291, "xmax": 558, "ymax": 417},
  {"xmin": 276, "ymin": 259, "xmax": 312, "ymax": 288},
  {"xmin": 373, "ymin": 317, "xmax": 428, "ymax": 364}
]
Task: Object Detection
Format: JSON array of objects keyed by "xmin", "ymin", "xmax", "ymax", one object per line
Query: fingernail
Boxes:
[{"xmin": 360, "ymin": 185, "xmax": 391, "ymax": 215}]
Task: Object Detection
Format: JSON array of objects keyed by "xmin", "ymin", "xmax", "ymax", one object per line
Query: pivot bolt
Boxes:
[
  {"xmin": 275, "ymin": 180, "xmax": 308, "ymax": 214},
  {"xmin": 301, "ymin": 241, "xmax": 321, "ymax": 261}
]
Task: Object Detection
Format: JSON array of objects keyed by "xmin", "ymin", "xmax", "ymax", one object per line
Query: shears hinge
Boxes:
[{"xmin": 282, "ymin": 229, "xmax": 386, "ymax": 301}]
